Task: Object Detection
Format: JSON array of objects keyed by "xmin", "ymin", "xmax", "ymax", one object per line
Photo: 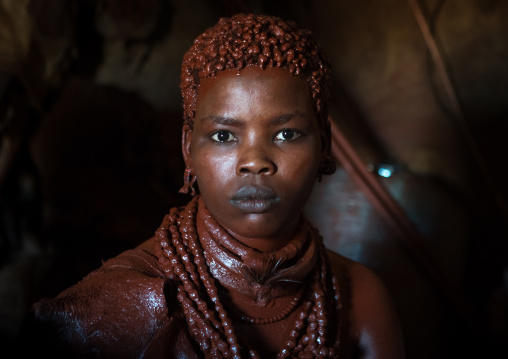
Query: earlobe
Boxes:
[{"xmin": 182, "ymin": 124, "xmax": 193, "ymax": 171}]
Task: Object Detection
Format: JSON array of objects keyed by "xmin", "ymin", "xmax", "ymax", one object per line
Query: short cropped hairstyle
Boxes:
[{"xmin": 180, "ymin": 13, "xmax": 335, "ymax": 175}]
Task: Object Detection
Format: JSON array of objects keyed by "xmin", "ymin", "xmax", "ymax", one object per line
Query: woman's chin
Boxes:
[{"xmin": 222, "ymin": 217, "xmax": 300, "ymax": 252}]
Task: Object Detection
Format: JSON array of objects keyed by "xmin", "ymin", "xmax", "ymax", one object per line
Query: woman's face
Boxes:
[{"xmin": 183, "ymin": 66, "xmax": 324, "ymax": 251}]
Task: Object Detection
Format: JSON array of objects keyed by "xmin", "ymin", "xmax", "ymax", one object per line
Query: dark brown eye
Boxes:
[
  {"xmin": 275, "ymin": 129, "xmax": 300, "ymax": 141},
  {"xmin": 211, "ymin": 130, "xmax": 235, "ymax": 142}
]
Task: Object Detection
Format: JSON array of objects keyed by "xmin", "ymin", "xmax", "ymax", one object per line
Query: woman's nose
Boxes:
[{"xmin": 236, "ymin": 144, "xmax": 277, "ymax": 176}]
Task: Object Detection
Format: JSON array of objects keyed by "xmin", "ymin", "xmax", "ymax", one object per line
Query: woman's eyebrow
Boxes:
[
  {"xmin": 200, "ymin": 111, "xmax": 309, "ymax": 126},
  {"xmin": 200, "ymin": 115, "xmax": 244, "ymax": 127},
  {"xmin": 270, "ymin": 111, "xmax": 307, "ymax": 126}
]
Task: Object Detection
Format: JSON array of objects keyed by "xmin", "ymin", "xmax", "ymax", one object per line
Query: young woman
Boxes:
[{"xmin": 20, "ymin": 14, "xmax": 404, "ymax": 358}]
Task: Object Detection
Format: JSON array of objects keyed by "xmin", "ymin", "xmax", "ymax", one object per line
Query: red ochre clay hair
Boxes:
[
  {"xmin": 181, "ymin": 13, "xmax": 331, "ymax": 131},
  {"xmin": 180, "ymin": 13, "xmax": 335, "ymax": 176}
]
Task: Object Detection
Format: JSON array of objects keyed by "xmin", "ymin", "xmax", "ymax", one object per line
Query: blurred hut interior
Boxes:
[{"xmin": 1, "ymin": 0, "xmax": 507, "ymax": 357}]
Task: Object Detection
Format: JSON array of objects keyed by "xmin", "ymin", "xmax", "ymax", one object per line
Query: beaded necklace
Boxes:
[
  {"xmin": 225, "ymin": 287, "xmax": 304, "ymax": 325},
  {"xmin": 154, "ymin": 196, "xmax": 342, "ymax": 358}
]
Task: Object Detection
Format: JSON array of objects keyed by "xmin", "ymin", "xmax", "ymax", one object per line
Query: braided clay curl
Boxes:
[{"xmin": 180, "ymin": 13, "xmax": 336, "ymax": 176}]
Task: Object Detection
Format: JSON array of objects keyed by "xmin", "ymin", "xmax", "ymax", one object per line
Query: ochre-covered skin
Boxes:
[
  {"xmin": 19, "ymin": 199, "xmax": 403, "ymax": 358},
  {"xmin": 185, "ymin": 66, "xmax": 323, "ymax": 253},
  {"xmin": 154, "ymin": 197, "xmax": 343, "ymax": 357},
  {"xmin": 19, "ymin": 13, "xmax": 404, "ymax": 359},
  {"xmin": 180, "ymin": 13, "xmax": 336, "ymax": 178}
]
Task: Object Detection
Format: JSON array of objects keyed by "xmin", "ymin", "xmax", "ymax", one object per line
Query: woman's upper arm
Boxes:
[{"xmin": 349, "ymin": 262, "xmax": 405, "ymax": 359}]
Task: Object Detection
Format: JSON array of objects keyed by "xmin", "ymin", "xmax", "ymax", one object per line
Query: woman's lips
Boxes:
[{"xmin": 230, "ymin": 185, "xmax": 280, "ymax": 213}]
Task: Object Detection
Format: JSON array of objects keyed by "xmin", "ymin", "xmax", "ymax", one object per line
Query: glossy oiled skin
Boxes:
[
  {"xmin": 330, "ymin": 251, "xmax": 406, "ymax": 359},
  {"xmin": 183, "ymin": 67, "xmax": 405, "ymax": 357},
  {"xmin": 183, "ymin": 67, "xmax": 323, "ymax": 253},
  {"xmin": 19, "ymin": 67, "xmax": 404, "ymax": 359},
  {"xmin": 19, "ymin": 237, "xmax": 404, "ymax": 358}
]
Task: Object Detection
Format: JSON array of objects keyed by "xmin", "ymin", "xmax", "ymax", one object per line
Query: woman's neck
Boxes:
[{"xmin": 218, "ymin": 215, "xmax": 301, "ymax": 253}]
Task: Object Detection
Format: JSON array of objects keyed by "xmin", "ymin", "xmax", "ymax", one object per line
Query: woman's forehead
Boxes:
[{"xmin": 195, "ymin": 67, "xmax": 315, "ymax": 119}]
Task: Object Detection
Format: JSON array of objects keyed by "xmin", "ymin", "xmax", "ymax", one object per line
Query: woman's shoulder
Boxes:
[
  {"xmin": 326, "ymin": 249, "xmax": 406, "ymax": 359},
  {"xmin": 18, "ymin": 237, "xmax": 173, "ymax": 358},
  {"xmin": 326, "ymin": 249, "xmax": 390, "ymax": 295}
]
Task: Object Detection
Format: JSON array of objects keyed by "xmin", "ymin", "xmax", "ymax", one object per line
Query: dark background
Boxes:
[{"xmin": 1, "ymin": 0, "xmax": 507, "ymax": 357}]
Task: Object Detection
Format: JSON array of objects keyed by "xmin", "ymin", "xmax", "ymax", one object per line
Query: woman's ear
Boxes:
[
  {"xmin": 317, "ymin": 116, "xmax": 336, "ymax": 180},
  {"xmin": 182, "ymin": 124, "xmax": 193, "ymax": 171},
  {"xmin": 322, "ymin": 115, "xmax": 333, "ymax": 158}
]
